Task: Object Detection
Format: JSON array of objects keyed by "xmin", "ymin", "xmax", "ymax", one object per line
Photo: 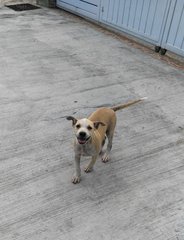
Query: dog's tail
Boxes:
[{"xmin": 111, "ymin": 97, "xmax": 147, "ymax": 112}]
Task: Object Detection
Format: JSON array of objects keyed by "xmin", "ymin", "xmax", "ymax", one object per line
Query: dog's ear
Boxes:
[
  {"xmin": 66, "ymin": 116, "xmax": 78, "ymax": 126},
  {"xmin": 93, "ymin": 121, "xmax": 106, "ymax": 129}
]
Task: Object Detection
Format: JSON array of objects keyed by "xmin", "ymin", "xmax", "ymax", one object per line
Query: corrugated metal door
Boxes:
[
  {"xmin": 56, "ymin": 0, "xmax": 78, "ymax": 13},
  {"xmin": 56, "ymin": 0, "xmax": 184, "ymax": 57},
  {"xmin": 161, "ymin": 0, "xmax": 184, "ymax": 57},
  {"xmin": 56, "ymin": 0, "xmax": 100, "ymax": 20},
  {"xmin": 100, "ymin": 0, "xmax": 171, "ymax": 46}
]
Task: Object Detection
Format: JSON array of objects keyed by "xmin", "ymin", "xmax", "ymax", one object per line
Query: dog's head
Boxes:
[{"xmin": 67, "ymin": 116, "xmax": 105, "ymax": 145}]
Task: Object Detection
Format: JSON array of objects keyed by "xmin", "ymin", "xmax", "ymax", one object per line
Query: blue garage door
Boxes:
[
  {"xmin": 56, "ymin": 0, "xmax": 100, "ymax": 20},
  {"xmin": 57, "ymin": 0, "xmax": 184, "ymax": 57},
  {"xmin": 100, "ymin": 0, "xmax": 170, "ymax": 46},
  {"xmin": 161, "ymin": 0, "xmax": 184, "ymax": 57}
]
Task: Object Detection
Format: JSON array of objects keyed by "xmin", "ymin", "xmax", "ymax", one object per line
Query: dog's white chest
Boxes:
[{"xmin": 76, "ymin": 143, "xmax": 96, "ymax": 156}]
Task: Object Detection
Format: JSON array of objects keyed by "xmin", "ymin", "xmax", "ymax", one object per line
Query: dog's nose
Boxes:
[{"xmin": 79, "ymin": 131, "xmax": 86, "ymax": 138}]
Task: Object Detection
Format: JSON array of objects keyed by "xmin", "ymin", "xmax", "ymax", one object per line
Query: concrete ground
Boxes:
[{"xmin": 0, "ymin": 4, "xmax": 184, "ymax": 240}]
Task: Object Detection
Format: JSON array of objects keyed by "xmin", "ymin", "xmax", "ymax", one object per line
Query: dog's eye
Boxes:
[
  {"xmin": 76, "ymin": 124, "xmax": 81, "ymax": 129},
  {"xmin": 87, "ymin": 126, "xmax": 92, "ymax": 130}
]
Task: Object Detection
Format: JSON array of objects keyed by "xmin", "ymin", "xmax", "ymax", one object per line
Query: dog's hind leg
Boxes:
[
  {"xmin": 101, "ymin": 132, "xmax": 113, "ymax": 163},
  {"xmin": 99, "ymin": 136, "xmax": 106, "ymax": 155},
  {"xmin": 101, "ymin": 119, "xmax": 116, "ymax": 163}
]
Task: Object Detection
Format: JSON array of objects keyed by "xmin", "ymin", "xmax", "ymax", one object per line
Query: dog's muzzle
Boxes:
[{"xmin": 77, "ymin": 131, "xmax": 90, "ymax": 144}]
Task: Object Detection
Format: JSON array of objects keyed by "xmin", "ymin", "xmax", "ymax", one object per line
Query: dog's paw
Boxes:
[
  {"xmin": 101, "ymin": 153, "xmax": 110, "ymax": 163},
  {"xmin": 84, "ymin": 166, "xmax": 93, "ymax": 173},
  {"xmin": 72, "ymin": 175, "xmax": 81, "ymax": 184}
]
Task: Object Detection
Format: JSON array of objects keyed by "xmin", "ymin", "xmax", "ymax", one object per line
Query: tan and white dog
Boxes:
[{"xmin": 67, "ymin": 98, "xmax": 146, "ymax": 184}]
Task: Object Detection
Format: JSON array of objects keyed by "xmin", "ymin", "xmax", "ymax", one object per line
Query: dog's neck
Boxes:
[{"xmin": 75, "ymin": 138, "xmax": 95, "ymax": 156}]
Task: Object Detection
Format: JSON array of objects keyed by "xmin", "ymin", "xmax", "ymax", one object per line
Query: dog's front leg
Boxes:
[
  {"xmin": 72, "ymin": 153, "xmax": 81, "ymax": 184},
  {"xmin": 84, "ymin": 155, "xmax": 97, "ymax": 173}
]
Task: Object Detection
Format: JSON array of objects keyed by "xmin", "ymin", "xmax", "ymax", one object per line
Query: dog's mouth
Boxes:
[{"xmin": 77, "ymin": 136, "xmax": 91, "ymax": 145}]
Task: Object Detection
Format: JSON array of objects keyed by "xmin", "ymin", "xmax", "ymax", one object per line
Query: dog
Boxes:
[{"xmin": 67, "ymin": 97, "xmax": 146, "ymax": 183}]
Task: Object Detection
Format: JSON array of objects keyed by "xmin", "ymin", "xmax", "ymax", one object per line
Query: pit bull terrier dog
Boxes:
[{"xmin": 67, "ymin": 97, "xmax": 146, "ymax": 183}]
